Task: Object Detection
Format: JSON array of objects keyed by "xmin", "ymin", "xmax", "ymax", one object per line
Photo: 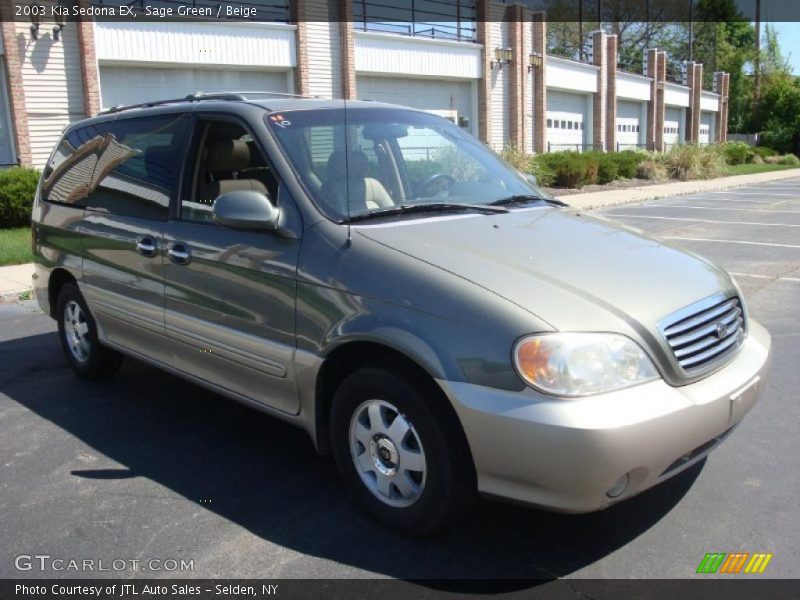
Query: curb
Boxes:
[
  {"xmin": 555, "ymin": 168, "xmax": 800, "ymax": 211},
  {"xmin": 0, "ymin": 288, "xmax": 32, "ymax": 303}
]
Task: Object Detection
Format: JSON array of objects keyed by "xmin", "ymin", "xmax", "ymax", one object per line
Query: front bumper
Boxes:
[{"xmin": 437, "ymin": 319, "xmax": 772, "ymax": 513}]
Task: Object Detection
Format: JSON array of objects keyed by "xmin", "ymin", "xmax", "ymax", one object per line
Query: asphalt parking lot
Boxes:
[{"xmin": 1, "ymin": 180, "xmax": 798, "ymax": 582}]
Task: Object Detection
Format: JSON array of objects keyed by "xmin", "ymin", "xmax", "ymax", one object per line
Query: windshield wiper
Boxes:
[
  {"xmin": 345, "ymin": 202, "xmax": 509, "ymax": 223},
  {"xmin": 489, "ymin": 194, "xmax": 569, "ymax": 208}
]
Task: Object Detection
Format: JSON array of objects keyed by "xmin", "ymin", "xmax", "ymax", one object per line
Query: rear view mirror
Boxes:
[{"xmin": 213, "ymin": 190, "xmax": 280, "ymax": 231}]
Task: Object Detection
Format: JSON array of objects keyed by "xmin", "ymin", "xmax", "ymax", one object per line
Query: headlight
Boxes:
[{"xmin": 513, "ymin": 333, "xmax": 659, "ymax": 397}]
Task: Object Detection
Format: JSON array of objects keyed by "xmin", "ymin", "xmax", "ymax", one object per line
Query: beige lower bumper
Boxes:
[{"xmin": 438, "ymin": 319, "xmax": 772, "ymax": 513}]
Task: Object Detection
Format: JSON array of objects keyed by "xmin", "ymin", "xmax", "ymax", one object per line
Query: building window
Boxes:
[
  {"xmin": 353, "ymin": 0, "xmax": 478, "ymax": 42},
  {"xmin": 547, "ymin": 119, "xmax": 553, "ymax": 128}
]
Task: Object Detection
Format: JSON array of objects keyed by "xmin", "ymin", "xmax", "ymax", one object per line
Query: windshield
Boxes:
[{"xmin": 266, "ymin": 106, "xmax": 545, "ymax": 222}]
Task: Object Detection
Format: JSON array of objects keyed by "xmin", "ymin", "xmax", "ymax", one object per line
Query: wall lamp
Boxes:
[
  {"xmin": 53, "ymin": 1, "xmax": 67, "ymax": 41},
  {"xmin": 527, "ymin": 52, "xmax": 543, "ymax": 73},
  {"xmin": 29, "ymin": 1, "xmax": 42, "ymax": 40},
  {"xmin": 490, "ymin": 47, "xmax": 513, "ymax": 70}
]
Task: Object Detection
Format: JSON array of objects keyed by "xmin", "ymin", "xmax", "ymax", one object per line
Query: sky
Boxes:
[{"xmin": 770, "ymin": 23, "xmax": 800, "ymax": 75}]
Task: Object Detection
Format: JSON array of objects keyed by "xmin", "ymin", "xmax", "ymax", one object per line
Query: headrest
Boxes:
[
  {"xmin": 326, "ymin": 150, "xmax": 371, "ymax": 180},
  {"xmin": 207, "ymin": 139, "xmax": 250, "ymax": 172}
]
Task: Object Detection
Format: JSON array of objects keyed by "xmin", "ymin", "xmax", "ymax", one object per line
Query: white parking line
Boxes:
[
  {"xmin": 711, "ymin": 191, "xmax": 800, "ymax": 196},
  {"xmin": 730, "ymin": 272, "xmax": 800, "ymax": 283},
  {"xmin": 649, "ymin": 205, "xmax": 800, "ymax": 214},
  {"xmin": 610, "ymin": 214, "xmax": 800, "ymax": 227},
  {"xmin": 664, "ymin": 236, "xmax": 800, "ymax": 249}
]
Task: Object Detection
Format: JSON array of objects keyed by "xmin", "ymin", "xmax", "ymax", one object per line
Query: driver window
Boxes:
[
  {"xmin": 181, "ymin": 120, "xmax": 278, "ymax": 223},
  {"xmin": 396, "ymin": 125, "xmax": 489, "ymax": 199}
]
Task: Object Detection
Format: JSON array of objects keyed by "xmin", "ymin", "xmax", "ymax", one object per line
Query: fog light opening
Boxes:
[{"xmin": 606, "ymin": 473, "xmax": 630, "ymax": 498}]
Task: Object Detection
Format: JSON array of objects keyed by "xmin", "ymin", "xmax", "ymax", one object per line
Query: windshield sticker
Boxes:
[{"xmin": 269, "ymin": 114, "xmax": 292, "ymax": 128}]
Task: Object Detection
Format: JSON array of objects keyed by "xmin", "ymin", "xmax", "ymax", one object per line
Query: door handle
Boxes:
[
  {"xmin": 168, "ymin": 242, "xmax": 192, "ymax": 265},
  {"xmin": 136, "ymin": 236, "xmax": 158, "ymax": 258}
]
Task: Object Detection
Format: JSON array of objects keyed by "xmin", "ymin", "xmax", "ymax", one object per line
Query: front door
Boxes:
[{"xmin": 163, "ymin": 117, "xmax": 302, "ymax": 414}]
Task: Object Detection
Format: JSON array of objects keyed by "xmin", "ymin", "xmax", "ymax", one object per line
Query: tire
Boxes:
[
  {"xmin": 330, "ymin": 362, "xmax": 476, "ymax": 536},
  {"xmin": 56, "ymin": 282, "xmax": 123, "ymax": 379}
]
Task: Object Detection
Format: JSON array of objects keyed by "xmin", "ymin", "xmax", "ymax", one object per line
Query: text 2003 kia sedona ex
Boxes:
[{"xmin": 31, "ymin": 96, "xmax": 771, "ymax": 534}]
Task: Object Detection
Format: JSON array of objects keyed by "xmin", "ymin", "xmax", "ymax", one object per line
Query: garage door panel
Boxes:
[
  {"xmin": 700, "ymin": 112, "xmax": 714, "ymax": 145},
  {"xmin": 616, "ymin": 100, "xmax": 643, "ymax": 149},
  {"xmin": 547, "ymin": 91, "xmax": 588, "ymax": 150},
  {"xmin": 357, "ymin": 76, "xmax": 474, "ymax": 132},
  {"xmin": 99, "ymin": 66, "xmax": 288, "ymax": 110},
  {"xmin": 664, "ymin": 106, "xmax": 683, "ymax": 147}
]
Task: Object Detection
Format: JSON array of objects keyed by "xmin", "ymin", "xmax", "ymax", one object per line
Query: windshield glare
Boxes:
[{"xmin": 266, "ymin": 107, "xmax": 543, "ymax": 221}]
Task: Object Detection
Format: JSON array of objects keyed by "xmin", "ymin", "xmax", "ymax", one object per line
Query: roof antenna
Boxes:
[{"xmin": 344, "ymin": 98, "xmax": 352, "ymax": 248}]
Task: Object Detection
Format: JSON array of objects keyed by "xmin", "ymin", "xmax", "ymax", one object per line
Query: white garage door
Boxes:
[
  {"xmin": 616, "ymin": 100, "xmax": 642, "ymax": 150},
  {"xmin": 358, "ymin": 76, "xmax": 475, "ymax": 135},
  {"xmin": 547, "ymin": 91, "xmax": 588, "ymax": 152},
  {"xmin": 664, "ymin": 106, "xmax": 684, "ymax": 149},
  {"xmin": 99, "ymin": 66, "xmax": 290, "ymax": 110},
  {"xmin": 700, "ymin": 112, "xmax": 714, "ymax": 145}
]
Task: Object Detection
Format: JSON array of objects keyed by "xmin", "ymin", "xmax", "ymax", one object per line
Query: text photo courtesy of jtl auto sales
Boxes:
[{"xmin": 0, "ymin": 0, "xmax": 798, "ymax": 599}]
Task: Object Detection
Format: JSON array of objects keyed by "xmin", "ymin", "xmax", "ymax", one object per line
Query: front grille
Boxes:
[{"xmin": 659, "ymin": 294, "xmax": 746, "ymax": 376}]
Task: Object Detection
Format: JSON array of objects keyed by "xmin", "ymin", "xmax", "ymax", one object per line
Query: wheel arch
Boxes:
[
  {"xmin": 312, "ymin": 339, "xmax": 473, "ymax": 469},
  {"xmin": 48, "ymin": 268, "xmax": 78, "ymax": 319}
]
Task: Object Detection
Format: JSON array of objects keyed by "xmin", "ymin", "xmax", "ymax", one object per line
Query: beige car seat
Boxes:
[{"xmin": 320, "ymin": 150, "xmax": 394, "ymax": 215}]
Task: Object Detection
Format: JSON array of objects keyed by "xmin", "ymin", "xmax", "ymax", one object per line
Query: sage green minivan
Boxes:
[{"xmin": 31, "ymin": 94, "xmax": 771, "ymax": 534}]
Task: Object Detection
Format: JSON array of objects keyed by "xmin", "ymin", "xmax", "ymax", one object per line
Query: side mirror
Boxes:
[
  {"xmin": 213, "ymin": 190, "xmax": 280, "ymax": 231},
  {"xmin": 525, "ymin": 173, "xmax": 538, "ymax": 186}
]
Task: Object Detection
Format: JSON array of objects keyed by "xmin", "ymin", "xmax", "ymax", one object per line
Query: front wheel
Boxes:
[
  {"xmin": 330, "ymin": 364, "xmax": 476, "ymax": 535},
  {"xmin": 56, "ymin": 282, "xmax": 123, "ymax": 379}
]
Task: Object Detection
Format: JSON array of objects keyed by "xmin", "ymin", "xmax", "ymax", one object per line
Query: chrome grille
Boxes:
[{"xmin": 659, "ymin": 294, "xmax": 746, "ymax": 376}]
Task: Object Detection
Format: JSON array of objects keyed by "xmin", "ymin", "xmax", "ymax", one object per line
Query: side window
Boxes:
[
  {"xmin": 41, "ymin": 124, "xmax": 107, "ymax": 205},
  {"xmin": 181, "ymin": 120, "xmax": 278, "ymax": 224},
  {"xmin": 86, "ymin": 115, "xmax": 190, "ymax": 220}
]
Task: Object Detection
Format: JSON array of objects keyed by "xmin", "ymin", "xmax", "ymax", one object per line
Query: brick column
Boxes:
[
  {"xmin": 76, "ymin": 0, "xmax": 100, "ymax": 116},
  {"xmin": 507, "ymin": 4, "xmax": 524, "ymax": 150},
  {"xmin": 714, "ymin": 72, "xmax": 729, "ymax": 142},
  {"xmin": 591, "ymin": 31, "xmax": 607, "ymax": 151},
  {"xmin": 476, "ymin": 0, "xmax": 491, "ymax": 145},
  {"xmin": 605, "ymin": 34, "xmax": 618, "ymax": 152},
  {"xmin": 531, "ymin": 12, "xmax": 546, "ymax": 153},
  {"xmin": 656, "ymin": 52, "xmax": 667, "ymax": 152},
  {"xmin": 292, "ymin": 0, "xmax": 310, "ymax": 96},
  {"xmin": 686, "ymin": 61, "xmax": 703, "ymax": 144},
  {"xmin": 339, "ymin": 0, "xmax": 357, "ymax": 99},
  {"xmin": 645, "ymin": 49, "xmax": 658, "ymax": 151},
  {"xmin": 0, "ymin": 8, "xmax": 32, "ymax": 165}
]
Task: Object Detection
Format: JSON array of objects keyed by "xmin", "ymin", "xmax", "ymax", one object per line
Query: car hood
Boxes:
[{"xmin": 353, "ymin": 207, "xmax": 735, "ymax": 337}]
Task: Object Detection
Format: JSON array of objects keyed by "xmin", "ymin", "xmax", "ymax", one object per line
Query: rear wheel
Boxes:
[
  {"xmin": 56, "ymin": 282, "xmax": 123, "ymax": 379},
  {"xmin": 330, "ymin": 363, "xmax": 476, "ymax": 535}
]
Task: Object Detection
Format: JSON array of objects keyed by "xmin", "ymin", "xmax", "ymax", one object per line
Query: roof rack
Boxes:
[{"xmin": 100, "ymin": 90, "xmax": 320, "ymax": 115}]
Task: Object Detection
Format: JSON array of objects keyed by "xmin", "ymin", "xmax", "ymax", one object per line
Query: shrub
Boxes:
[
  {"xmin": 720, "ymin": 141, "xmax": 752, "ymax": 165},
  {"xmin": 536, "ymin": 152, "xmax": 590, "ymax": 188},
  {"xmin": 0, "ymin": 167, "xmax": 40, "ymax": 228},
  {"xmin": 779, "ymin": 154, "xmax": 800, "ymax": 166},
  {"xmin": 636, "ymin": 159, "xmax": 667, "ymax": 181},
  {"xmin": 591, "ymin": 152, "xmax": 618, "ymax": 184},
  {"xmin": 753, "ymin": 146, "xmax": 778, "ymax": 159},
  {"xmin": 500, "ymin": 145, "xmax": 532, "ymax": 172},
  {"xmin": 528, "ymin": 155, "xmax": 556, "ymax": 187},
  {"xmin": 663, "ymin": 145, "xmax": 726, "ymax": 181},
  {"xmin": 611, "ymin": 150, "xmax": 643, "ymax": 178}
]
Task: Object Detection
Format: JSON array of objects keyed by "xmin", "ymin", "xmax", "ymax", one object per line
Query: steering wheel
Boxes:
[{"xmin": 417, "ymin": 173, "xmax": 456, "ymax": 197}]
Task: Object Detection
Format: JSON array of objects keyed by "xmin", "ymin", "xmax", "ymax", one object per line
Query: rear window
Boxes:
[
  {"xmin": 87, "ymin": 115, "xmax": 190, "ymax": 220},
  {"xmin": 41, "ymin": 114, "xmax": 189, "ymax": 220}
]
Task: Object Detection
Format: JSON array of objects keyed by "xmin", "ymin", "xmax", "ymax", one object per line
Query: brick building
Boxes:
[{"xmin": 0, "ymin": 0, "xmax": 730, "ymax": 168}]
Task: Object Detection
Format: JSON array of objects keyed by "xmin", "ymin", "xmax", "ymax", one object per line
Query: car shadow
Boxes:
[{"xmin": 0, "ymin": 331, "xmax": 703, "ymax": 582}]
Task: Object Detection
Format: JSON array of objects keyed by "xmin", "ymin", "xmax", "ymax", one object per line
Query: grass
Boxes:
[
  {"xmin": 725, "ymin": 163, "xmax": 800, "ymax": 176},
  {"xmin": 0, "ymin": 227, "xmax": 33, "ymax": 266}
]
